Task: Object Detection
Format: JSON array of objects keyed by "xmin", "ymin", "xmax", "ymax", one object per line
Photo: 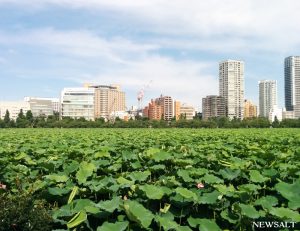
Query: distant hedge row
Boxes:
[{"xmin": 1, "ymin": 109, "xmax": 300, "ymax": 128}]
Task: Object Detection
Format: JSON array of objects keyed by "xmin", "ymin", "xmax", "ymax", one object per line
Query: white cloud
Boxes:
[
  {"xmin": 1, "ymin": 0, "xmax": 300, "ymax": 54},
  {"xmin": 0, "ymin": 1, "xmax": 298, "ymax": 107},
  {"xmin": 0, "ymin": 28, "xmax": 158, "ymax": 62},
  {"xmin": 74, "ymin": 56, "xmax": 217, "ymax": 109},
  {"xmin": 0, "ymin": 28, "xmax": 216, "ymax": 109}
]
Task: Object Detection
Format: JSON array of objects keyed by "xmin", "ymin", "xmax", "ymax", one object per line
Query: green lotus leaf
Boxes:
[
  {"xmin": 139, "ymin": 184, "xmax": 165, "ymax": 200},
  {"xmin": 76, "ymin": 161, "xmax": 96, "ymax": 184},
  {"xmin": 155, "ymin": 215, "xmax": 179, "ymax": 230},
  {"xmin": 97, "ymin": 221, "xmax": 129, "ymax": 231},
  {"xmin": 239, "ymin": 204, "xmax": 260, "ymax": 219},
  {"xmin": 249, "ymin": 170, "xmax": 268, "ymax": 183},
  {"xmin": 123, "ymin": 200, "xmax": 154, "ymax": 228},
  {"xmin": 275, "ymin": 180, "xmax": 300, "ymax": 209},
  {"xmin": 129, "ymin": 170, "xmax": 151, "ymax": 182},
  {"xmin": 175, "ymin": 187, "xmax": 198, "ymax": 201},
  {"xmin": 97, "ymin": 197, "xmax": 121, "ymax": 213},
  {"xmin": 269, "ymin": 207, "xmax": 300, "ymax": 222}
]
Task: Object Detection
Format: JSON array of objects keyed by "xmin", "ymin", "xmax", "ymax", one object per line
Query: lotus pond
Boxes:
[{"xmin": 0, "ymin": 128, "xmax": 299, "ymax": 231}]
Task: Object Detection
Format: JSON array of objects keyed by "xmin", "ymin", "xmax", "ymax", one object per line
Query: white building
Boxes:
[
  {"xmin": 258, "ymin": 80, "xmax": 277, "ymax": 117},
  {"xmin": 282, "ymin": 109, "xmax": 295, "ymax": 120},
  {"xmin": 219, "ymin": 60, "xmax": 244, "ymax": 119},
  {"xmin": 111, "ymin": 111, "xmax": 132, "ymax": 121},
  {"xmin": 61, "ymin": 88, "xmax": 95, "ymax": 120},
  {"xmin": 24, "ymin": 97, "xmax": 59, "ymax": 117},
  {"xmin": 269, "ymin": 105, "xmax": 282, "ymax": 122},
  {"xmin": 0, "ymin": 101, "xmax": 30, "ymax": 120},
  {"xmin": 285, "ymin": 56, "xmax": 300, "ymax": 118},
  {"xmin": 180, "ymin": 104, "xmax": 195, "ymax": 120}
]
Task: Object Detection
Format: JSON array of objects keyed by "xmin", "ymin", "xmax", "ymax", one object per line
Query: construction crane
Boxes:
[{"xmin": 137, "ymin": 80, "xmax": 153, "ymax": 111}]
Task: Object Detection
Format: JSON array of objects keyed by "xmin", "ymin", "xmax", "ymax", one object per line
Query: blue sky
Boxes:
[{"xmin": 0, "ymin": 0, "xmax": 300, "ymax": 110}]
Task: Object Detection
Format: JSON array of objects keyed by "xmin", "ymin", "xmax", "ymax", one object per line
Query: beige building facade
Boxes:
[
  {"xmin": 174, "ymin": 101, "xmax": 181, "ymax": 120},
  {"xmin": 244, "ymin": 99, "xmax": 257, "ymax": 118},
  {"xmin": 219, "ymin": 60, "xmax": 244, "ymax": 119},
  {"xmin": 180, "ymin": 104, "xmax": 195, "ymax": 120},
  {"xmin": 92, "ymin": 85, "xmax": 126, "ymax": 120}
]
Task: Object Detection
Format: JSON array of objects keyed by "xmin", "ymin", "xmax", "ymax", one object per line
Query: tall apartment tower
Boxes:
[
  {"xmin": 285, "ymin": 56, "xmax": 300, "ymax": 117},
  {"xmin": 219, "ymin": 60, "xmax": 244, "ymax": 119},
  {"xmin": 91, "ymin": 85, "xmax": 126, "ymax": 120},
  {"xmin": 143, "ymin": 95, "xmax": 174, "ymax": 120},
  {"xmin": 147, "ymin": 99, "xmax": 163, "ymax": 120},
  {"xmin": 202, "ymin": 95, "xmax": 225, "ymax": 120},
  {"xmin": 174, "ymin": 101, "xmax": 181, "ymax": 120},
  {"xmin": 162, "ymin": 96, "xmax": 173, "ymax": 121},
  {"xmin": 258, "ymin": 80, "xmax": 277, "ymax": 117}
]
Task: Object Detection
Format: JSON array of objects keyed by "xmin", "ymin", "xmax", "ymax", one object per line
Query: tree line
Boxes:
[{"xmin": 0, "ymin": 109, "xmax": 300, "ymax": 128}]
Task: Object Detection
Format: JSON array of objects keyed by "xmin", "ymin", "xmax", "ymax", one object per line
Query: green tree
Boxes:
[
  {"xmin": 179, "ymin": 113, "xmax": 186, "ymax": 120},
  {"xmin": 26, "ymin": 110, "xmax": 34, "ymax": 127},
  {"xmin": 272, "ymin": 116, "xmax": 280, "ymax": 128},
  {"xmin": 0, "ymin": 118, "xmax": 5, "ymax": 128},
  {"xmin": 216, "ymin": 116, "xmax": 230, "ymax": 128},
  {"xmin": 4, "ymin": 110, "xmax": 10, "ymax": 127},
  {"xmin": 16, "ymin": 109, "xmax": 28, "ymax": 128}
]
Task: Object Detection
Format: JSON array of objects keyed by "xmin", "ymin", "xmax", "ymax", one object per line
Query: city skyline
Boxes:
[{"xmin": 1, "ymin": 1, "xmax": 300, "ymax": 109}]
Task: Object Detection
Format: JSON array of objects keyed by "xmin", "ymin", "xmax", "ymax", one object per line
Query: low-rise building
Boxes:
[
  {"xmin": 180, "ymin": 104, "xmax": 195, "ymax": 120},
  {"xmin": 0, "ymin": 101, "xmax": 30, "ymax": 120},
  {"xmin": 282, "ymin": 109, "xmax": 295, "ymax": 120},
  {"xmin": 24, "ymin": 97, "xmax": 59, "ymax": 117},
  {"xmin": 268, "ymin": 105, "xmax": 282, "ymax": 122},
  {"xmin": 61, "ymin": 88, "xmax": 95, "ymax": 120}
]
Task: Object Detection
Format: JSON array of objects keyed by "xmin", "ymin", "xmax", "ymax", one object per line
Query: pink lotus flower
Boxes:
[
  {"xmin": 0, "ymin": 183, "xmax": 6, "ymax": 190},
  {"xmin": 196, "ymin": 183, "xmax": 204, "ymax": 189}
]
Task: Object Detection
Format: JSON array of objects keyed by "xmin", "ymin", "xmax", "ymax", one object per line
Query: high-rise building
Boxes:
[
  {"xmin": 61, "ymin": 88, "xmax": 95, "ymax": 120},
  {"xmin": 258, "ymin": 80, "xmax": 277, "ymax": 117},
  {"xmin": 202, "ymin": 95, "xmax": 225, "ymax": 120},
  {"xmin": 143, "ymin": 95, "xmax": 174, "ymax": 120},
  {"xmin": 219, "ymin": 60, "xmax": 244, "ymax": 119},
  {"xmin": 285, "ymin": 56, "xmax": 300, "ymax": 117},
  {"xmin": 159, "ymin": 96, "xmax": 173, "ymax": 121},
  {"xmin": 149, "ymin": 99, "xmax": 163, "ymax": 120},
  {"xmin": 180, "ymin": 104, "xmax": 195, "ymax": 120},
  {"xmin": 243, "ymin": 100, "xmax": 257, "ymax": 118},
  {"xmin": 174, "ymin": 101, "xmax": 181, "ymax": 120},
  {"xmin": 91, "ymin": 85, "xmax": 126, "ymax": 120},
  {"xmin": 24, "ymin": 97, "xmax": 59, "ymax": 117}
]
